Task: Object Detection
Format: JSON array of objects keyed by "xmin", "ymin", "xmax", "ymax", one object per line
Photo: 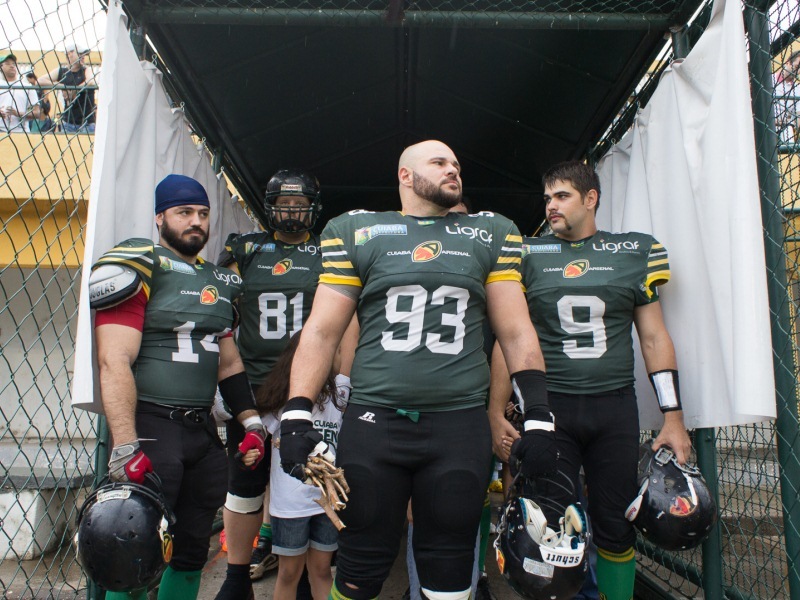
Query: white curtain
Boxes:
[
  {"xmin": 596, "ymin": 0, "xmax": 775, "ymax": 428},
  {"xmin": 71, "ymin": 0, "xmax": 253, "ymax": 412}
]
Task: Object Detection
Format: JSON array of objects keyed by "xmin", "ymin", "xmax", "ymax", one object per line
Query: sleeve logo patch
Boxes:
[{"xmin": 524, "ymin": 243, "xmax": 561, "ymax": 256}]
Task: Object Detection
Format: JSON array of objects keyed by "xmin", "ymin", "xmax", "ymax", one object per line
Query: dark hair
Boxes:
[
  {"xmin": 254, "ymin": 331, "xmax": 342, "ymax": 416},
  {"xmin": 542, "ymin": 161, "xmax": 601, "ymax": 210}
]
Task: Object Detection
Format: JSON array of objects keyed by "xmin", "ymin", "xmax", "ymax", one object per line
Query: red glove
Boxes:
[
  {"xmin": 237, "ymin": 424, "xmax": 266, "ymax": 470},
  {"xmin": 108, "ymin": 442, "xmax": 154, "ymax": 484}
]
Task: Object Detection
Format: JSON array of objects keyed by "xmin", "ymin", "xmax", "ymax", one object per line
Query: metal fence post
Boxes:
[
  {"xmin": 745, "ymin": 3, "xmax": 800, "ymax": 599},
  {"xmin": 695, "ymin": 428, "xmax": 723, "ymax": 599}
]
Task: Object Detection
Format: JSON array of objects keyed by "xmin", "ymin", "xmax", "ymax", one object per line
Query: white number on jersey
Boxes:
[
  {"xmin": 258, "ymin": 292, "xmax": 304, "ymax": 340},
  {"xmin": 172, "ymin": 321, "xmax": 225, "ymax": 363},
  {"xmin": 381, "ymin": 285, "xmax": 469, "ymax": 355},
  {"xmin": 557, "ymin": 295, "xmax": 607, "ymax": 359}
]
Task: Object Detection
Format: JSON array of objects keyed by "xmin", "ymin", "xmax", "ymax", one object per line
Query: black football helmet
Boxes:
[
  {"xmin": 75, "ymin": 475, "xmax": 175, "ymax": 591},
  {"xmin": 495, "ymin": 474, "xmax": 588, "ymax": 600},
  {"xmin": 264, "ymin": 169, "xmax": 322, "ymax": 233},
  {"xmin": 625, "ymin": 441, "xmax": 717, "ymax": 551}
]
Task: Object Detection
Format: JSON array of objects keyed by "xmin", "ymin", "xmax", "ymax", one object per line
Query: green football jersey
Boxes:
[
  {"xmin": 522, "ymin": 231, "xmax": 670, "ymax": 394},
  {"xmin": 225, "ymin": 231, "xmax": 322, "ymax": 384},
  {"xmin": 94, "ymin": 238, "xmax": 242, "ymax": 407},
  {"xmin": 321, "ymin": 210, "xmax": 522, "ymax": 411}
]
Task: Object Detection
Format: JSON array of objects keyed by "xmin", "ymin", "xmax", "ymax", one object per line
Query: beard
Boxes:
[
  {"xmin": 160, "ymin": 218, "xmax": 208, "ymax": 257},
  {"xmin": 413, "ymin": 172, "xmax": 461, "ymax": 209}
]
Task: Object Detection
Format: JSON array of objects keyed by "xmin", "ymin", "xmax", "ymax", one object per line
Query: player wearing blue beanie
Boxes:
[{"xmin": 155, "ymin": 174, "xmax": 209, "ymax": 214}]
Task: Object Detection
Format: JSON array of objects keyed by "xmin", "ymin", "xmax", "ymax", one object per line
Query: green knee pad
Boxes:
[
  {"xmin": 156, "ymin": 566, "xmax": 202, "ymax": 600},
  {"xmin": 596, "ymin": 547, "xmax": 635, "ymax": 600}
]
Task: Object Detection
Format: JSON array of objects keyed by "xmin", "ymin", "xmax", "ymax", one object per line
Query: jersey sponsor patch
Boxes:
[
  {"xmin": 200, "ymin": 285, "xmax": 219, "ymax": 304},
  {"xmin": 354, "ymin": 224, "xmax": 408, "ymax": 245},
  {"xmin": 158, "ymin": 256, "xmax": 195, "ymax": 275},
  {"xmin": 523, "ymin": 243, "xmax": 561, "ymax": 255},
  {"xmin": 244, "ymin": 241, "xmax": 276, "ymax": 254},
  {"xmin": 213, "ymin": 271, "xmax": 242, "ymax": 285},
  {"xmin": 445, "ymin": 224, "xmax": 493, "ymax": 244},
  {"xmin": 593, "ymin": 240, "xmax": 641, "ymax": 253},
  {"xmin": 412, "ymin": 241, "xmax": 442, "ymax": 262}
]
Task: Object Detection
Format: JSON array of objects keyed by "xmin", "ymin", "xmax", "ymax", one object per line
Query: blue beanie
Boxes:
[{"xmin": 155, "ymin": 174, "xmax": 209, "ymax": 214}]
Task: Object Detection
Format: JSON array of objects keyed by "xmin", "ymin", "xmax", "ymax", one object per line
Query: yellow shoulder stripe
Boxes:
[
  {"xmin": 322, "ymin": 261, "xmax": 354, "ymax": 270},
  {"xmin": 320, "ymin": 274, "xmax": 362, "ymax": 287},
  {"xmin": 486, "ymin": 270, "xmax": 522, "ymax": 284},
  {"xmin": 321, "ymin": 238, "xmax": 344, "ymax": 247},
  {"xmin": 505, "ymin": 234, "xmax": 522, "ymax": 243},
  {"xmin": 497, "ymin": 256, "xmax": 521, "ymax": 265}
]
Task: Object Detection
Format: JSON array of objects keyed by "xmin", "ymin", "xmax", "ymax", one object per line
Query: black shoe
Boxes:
[
  {"xmin": 475, "ymin": 573, "xmax": 496, "ymax": 600},
  {"xmin": 249, "ymin": 535, "xmax": 279, "ymax": 581},
  {"xmin": 401, "ymin": 587, "xmax": 410, "ymax": 600}
]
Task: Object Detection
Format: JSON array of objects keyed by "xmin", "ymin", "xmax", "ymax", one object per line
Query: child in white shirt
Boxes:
[{"xmin": 243, "ymin": 332, "xmax": 350, "ymax": 599}]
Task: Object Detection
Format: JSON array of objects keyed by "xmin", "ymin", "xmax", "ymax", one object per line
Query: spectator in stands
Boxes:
[
  {"xmin": 38, "ymin": 44, "xmax": 96, "ymax": 134},
  {"xmin": 0, "ymin": 52, "xmax": 39, "ymax": 132},
  {"xmin": 775, "ymin": 50, "xmax": 800, "ymax": 144},
  {"xmin": 26, "ymin": 73, "xmax": 54, "ymax": 134}
]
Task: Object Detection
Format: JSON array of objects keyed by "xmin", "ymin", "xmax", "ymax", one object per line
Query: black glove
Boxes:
[
  {"xmin": 511, "ymin": 411, "xmax": 559, "ymax": 477},
  {"xmin": 280, "ymin": 397, "xmax": 322, "ymax": 481},
  {"xmin": 509, "ymin": 370, "xmax": 558, "ymax": 476}
]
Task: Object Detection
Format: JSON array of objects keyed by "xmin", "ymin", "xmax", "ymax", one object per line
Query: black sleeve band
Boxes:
[
  {"xmin": 510, "ymin": 369, "xmax": 549, "ymax": 417},
  {"xmin": 218, "ymin": 371, "xmax": 256, "ymax": 417},
  {"xmin": 648, "ymin": 369, "xmax": 683, "ymax": 413}
]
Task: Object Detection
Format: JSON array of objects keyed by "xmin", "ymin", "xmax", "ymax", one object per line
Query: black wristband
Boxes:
[
  {"xmin": 281, "ymin": 397, "xmax": 314, "ymax": 423},
  {"xmin": 510, "ymin": 369, "xmax": 549, "ymax": 417},
  {"xmin": 218, "ymin": 371, "xmax": 256, "ymax": 417},
  {"xmin": 648, "ymin": 369, "xmax": 682, "ymax": 413}
]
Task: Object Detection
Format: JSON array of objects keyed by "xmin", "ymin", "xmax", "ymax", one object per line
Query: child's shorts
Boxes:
[{"xmin": 271, "ymin": 513, "xmax": 339, "ymax": 556}]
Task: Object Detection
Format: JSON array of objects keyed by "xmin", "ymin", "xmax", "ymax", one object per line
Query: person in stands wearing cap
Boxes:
[
  {"xmin": 90, "ymin": 174, "xmax": 268, "ymax": 600},
  {"xmin": 0, "ymin": 51, "xmax": 39, "ymax": 132},
  {"xmin": 38, "ymin": 43, "xmax": 96, "ymax": 133}
]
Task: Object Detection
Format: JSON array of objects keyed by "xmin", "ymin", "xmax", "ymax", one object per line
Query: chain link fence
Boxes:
[
  {"xmin": 0, "ymin": 0, "xmax": 108, "ymax": 596},
  {"xmin": 2, "ymin": 0, "xmax": 800, "ymax": 598}
]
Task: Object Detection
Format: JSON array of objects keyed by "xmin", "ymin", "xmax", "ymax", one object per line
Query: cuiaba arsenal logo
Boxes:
[
  {"xmin": 412, "ymin": 241, "xmax": 442, "ymax": 262},
  {"xmin": 669, "ymin": 495, "xmax": 697, "ymax": 517},
  {"xmin": 563, "ymin": 259, "xmax": 589, "ymax": 278},
  {"xmin": 200, "ymin": 285, "xmax": 219, "ymax": 304},
  {"xmin": 273, "ymin": 259, "xmax": 292, "ymax": 275}
]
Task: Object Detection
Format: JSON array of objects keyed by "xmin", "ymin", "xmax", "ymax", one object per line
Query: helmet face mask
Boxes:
[
  {"xmin": 75, "ymin": 476, "xmax": 175, "ymax": 591},
  {"xmin": 626, "ymin": 442, "xmax": 717, "ymax": 551},
  {"xmin": 264, "ymin": 169, "xmax": 322, "ymax": 233},
  {"xmin": 495, "ymin": 475, "xmax": 588, "ymax": 600}
]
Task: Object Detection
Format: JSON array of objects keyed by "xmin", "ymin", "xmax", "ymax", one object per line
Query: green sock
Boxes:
[
  {"xmin": 156, "ymin": 566, "xmax": 202, "ymax": 600},
  {"xmin": 104, "ymin": 590, "xmax": 148, "ymax": 600},
  {"xmin": 596, "ymin": 547, "xmax": 635, "ymax": 600},
  {"xmin": 477, "ymin": 498, "xmax": 491, "ymax": 572},
  {"xmin": 259, "ymin": 522, "xmax": 272, "ymax": 539}
]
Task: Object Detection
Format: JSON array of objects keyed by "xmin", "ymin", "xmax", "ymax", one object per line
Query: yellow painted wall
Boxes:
[{"xmin": 0, "ymin": 134, "xmax": 91, "ymax": 268}]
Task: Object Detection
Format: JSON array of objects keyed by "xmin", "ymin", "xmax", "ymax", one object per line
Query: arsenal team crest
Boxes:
[
  {"xmin": 412, "ymin": 241, "xmax": 442, "ymax": 262},
  {"xmin": 563, "ymin": 260, "xmax": 589, "ymax": 278}
]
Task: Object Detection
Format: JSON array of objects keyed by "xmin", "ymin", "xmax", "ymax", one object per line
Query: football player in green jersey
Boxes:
[
  {"xmin": 282, "ymin": 140, "xmax": 554, "ymax": 600},
  {"xmin": 91, "ymin": 175, "xmax": 267, "ymax": 600},
  {"xmin": 489, "ymin": 161, "xmax": 691, "ymax": 600},
  {"xmin": 214, "ymin": 169, "xmax": 330, "ymax": 600}
]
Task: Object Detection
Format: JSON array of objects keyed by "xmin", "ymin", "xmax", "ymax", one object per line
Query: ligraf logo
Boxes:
[
  {"xmin": 563, "ymin": 259, "xmax": 589, "ymax": 278},
  {"xmin": 273, "ymin": 259, "xmax": 292, "ymax": 275},
  {"xmin": 200, "ymin": 285, "xmax": 219, "ymax": 304},
  {"xmin": 412, "ymin": 241, "xmax": 442, "ymax": 262}
]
